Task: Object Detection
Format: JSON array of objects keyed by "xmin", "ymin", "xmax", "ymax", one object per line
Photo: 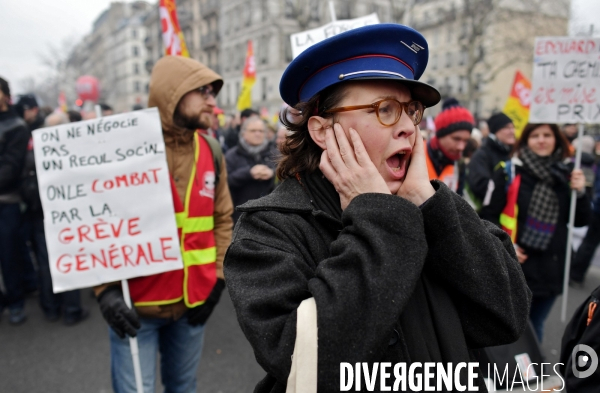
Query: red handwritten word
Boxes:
[
  {"xmin": 535, "ymin": 39, "xmax": 597, "ymax": 56},
  {"xmin": 56, "ymin": 237, "xmax": 178, "ymax": 273},
  {"xmin": 560, "ymin": 87, "xmax": 597, "ymax": 104},
  {"xmin": 533, "ymin": 87, "xmax": 556, "ymax": 104},
  {"xmin": 59, "ymin": 218, "xmax": 141, "ymax": 244},
  {"xmin": 91, "ymin": 168, "xmax": 161, "ymax": 193}
]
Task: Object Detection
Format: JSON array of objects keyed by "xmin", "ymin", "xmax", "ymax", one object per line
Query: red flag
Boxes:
[{"xmin": 159, "ymin": 0, "xmax": 189, "ymax": 57}]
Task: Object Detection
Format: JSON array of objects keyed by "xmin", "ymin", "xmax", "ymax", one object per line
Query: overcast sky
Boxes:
[{"xmin": 1, "ymin": 0, "xmax": 599, "ymax": 96}]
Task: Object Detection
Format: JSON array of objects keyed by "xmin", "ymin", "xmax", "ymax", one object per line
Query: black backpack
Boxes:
[
  {"xmin": 559, "ymin": 285, "xmax": 600, "ymax": 392},
  {"xmin": 20, "ymin": 139, "xmax": 43, "ymax": 214}
]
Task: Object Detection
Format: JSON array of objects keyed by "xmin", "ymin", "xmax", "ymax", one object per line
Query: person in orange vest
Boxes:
[
  {"xmin": 427, "ymin": 98, "xmax": 475, "ymax": 195},
  {"xmin": 93, "ymin": 56, "xmax": 234, "ymax": 392}
]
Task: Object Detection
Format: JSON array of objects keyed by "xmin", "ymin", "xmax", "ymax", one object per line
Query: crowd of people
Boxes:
[{"xmin": 0, "ymin": 22, "xmax": 599, "ymax": 392}]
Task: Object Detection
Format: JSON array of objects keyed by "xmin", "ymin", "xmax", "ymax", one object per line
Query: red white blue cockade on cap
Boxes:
[{"xmin": 280, "ymin": 24, "xmax": 441, "ymax": 108}]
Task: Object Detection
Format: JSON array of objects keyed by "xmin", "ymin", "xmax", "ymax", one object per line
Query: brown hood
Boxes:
[{"xmin": 148, "ymin": 56, "xmax": 223, "ymax": 145}]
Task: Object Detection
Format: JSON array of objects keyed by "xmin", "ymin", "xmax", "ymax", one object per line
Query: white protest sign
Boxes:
[
  {"xmin": 530, "ymin": 37, "xmax": 600, "ymax": 124},
  {"xmin": 291, "ymin": 13, "xmax": 380, "ymax": 59},
  {"xmin": 33, "ymin": 108, "xmax": 183, "ymax": 293}
]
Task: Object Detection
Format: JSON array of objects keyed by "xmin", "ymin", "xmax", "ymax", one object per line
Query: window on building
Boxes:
[
  {"xmin": 134, "ymin": 81, "xmax": 140, "ymax": 93},
  {"xmin": 458, "ymin": 76, "xmax": 464, "ymax": 93},
  {"xmin": 459, "ymin": 49, "xmax": 466, "ymax": 66},
  {"xmin": 222, "ymin": 13, "xmax": 229, "ymax": 35},
  {"xmin": 431, "ymin": 54, "xmax": 437, "ymax": 70},
  {"xmin": 236, "ymin": 81, "xmax": 240, "ymax": 100},
  {"xmin": 337, "ymin": 1, "xmax": 351, "ymax": 19},
  {"xmin": 475, "ymin": 73, "xmax": 483, "ymax": 91},
  {"xmin": 245, "ymin": 3, "xmax": 252, "ymax": 26},
  {"xmin": 260, "ymin": 36, "xmax": 269, "ymax": 65},
  {"xmin": 284, "ymin": 0, "xmax": 295, "ymax": 18},
  {"xmin": 444, "ymin": 76, "xmax": 451, "ymax": 95},
  {"xmin": 145, "ymin": 83, "xmax": 149, "ymax": 93},
  {"xmin": 460, "ymin": 23, "xmax": 468, "ymax": 39},
  {"xmin": 224, "ymin": 48, "xmax": 230, "ymax": 72},
  {"xmin": 447, "ymin": 25, "xmax": 452, "ymax": 43},
  {"xmin": 226, "ymin": 83, "xmax": 230, "ymax": 105},
  {"xmin": 233, "ymin": 8, "xmax": 239, "ymax": 31},
  {"xmin": 446, "ymin": 52, "xmax": 452, "ymax": 68},
  {"xmin": 132, "ymin": 46, "xmax": 139, "ymax": 57},
  {"xmin": 238, "ymin": 43, "xmax": 245, "ymax": 70},
  {"xmin": 185, "ymin": 28, "xmax": 193, "ymax": 50},
  {"xmin": 132, "ymin": 29, "xmax": 137, "ymax": 39},
  {"xmin": 261, "ymin": 0, "xmax": 270, "ymax": 20},
  {"xmin": 310, "ymin": 0, "xmax": 320, "ymax": 21},
  {"xmin": 134, "ymin": 63, "xmax": 139, "ymax": 75},
  {"xmin": 285, "ymin": 34, "xmax": 293, "ymax": 62},
  {"xmin": 262, "ymin": 77, "xmax": 267, "ymax": 101},
  {"xmin": 474, "ymin": 99, "xmax": 482, "ymax": 118}
]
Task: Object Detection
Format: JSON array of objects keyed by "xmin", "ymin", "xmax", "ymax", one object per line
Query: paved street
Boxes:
[
  {"xmin": 1, "ymin": 258, "xmax": 600, "ymax": 392},
  {"xmin": 0, "ymin": 289, "xmax": 264, "ymax": 393}
]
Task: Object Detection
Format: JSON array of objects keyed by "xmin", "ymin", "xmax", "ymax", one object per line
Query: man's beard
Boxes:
[{"xmin": 173, "ymin": 110, "xmax": 210, "ymax": 130}]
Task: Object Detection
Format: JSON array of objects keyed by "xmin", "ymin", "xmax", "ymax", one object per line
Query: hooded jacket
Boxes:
[{"xmin": 95, "ymin": 56, "xmax": 233, "ymax": 319}]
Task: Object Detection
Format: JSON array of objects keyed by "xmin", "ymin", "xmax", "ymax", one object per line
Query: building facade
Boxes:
[
  {"xmin": 66, "ymin": 1, "xmax": 152, "ymax": 113},
  {"xmin": 66, "ymin": 0, "xmax": 568, "ymax": 120}
]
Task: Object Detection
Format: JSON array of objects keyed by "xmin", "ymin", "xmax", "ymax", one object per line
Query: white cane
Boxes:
[
  {"xmin": 561, "ymin": 123, "xmax": 584, "ymax": 322},
  {"xmin": 95, "ymin": 105, "xmax": 145, "ymax": 393}
]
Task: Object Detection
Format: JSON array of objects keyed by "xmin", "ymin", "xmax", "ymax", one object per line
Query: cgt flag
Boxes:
[
  {"xmin": 159, "ymin": 0, "xmax": 189, "ymax": 57},
  {"xmin": 503, "ymin": 71, "xmax": 531, "ymax": 139},
  {"xmin": 237, "ymin": 40, "xmax": 256, "ymax": 112}
]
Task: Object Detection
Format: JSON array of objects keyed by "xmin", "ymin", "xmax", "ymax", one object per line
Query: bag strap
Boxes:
[
  {"xmin": 199, "ymin": 134, "xmax": 223, "ymax": 186},
  {"xmin": 286, "ymin": 297, "xmax": 318, "ymax": 393}
]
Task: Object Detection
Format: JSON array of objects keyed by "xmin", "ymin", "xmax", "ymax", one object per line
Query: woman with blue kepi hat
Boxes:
[{"xmin": 224, "ymin": 24, "xmax": 531, "ymax": 392}]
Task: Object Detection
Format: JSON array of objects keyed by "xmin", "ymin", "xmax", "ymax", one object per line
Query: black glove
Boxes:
[
  {"xmin": 97, "ymin": 286, "xmax": 141, "ymax": 338},
  {"xmin": 188, "ymin": 279, "xmax": 225, "ymax": 326}
]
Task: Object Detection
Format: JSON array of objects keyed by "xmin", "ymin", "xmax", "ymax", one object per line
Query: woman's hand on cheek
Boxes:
[
  {"xmin": 320, "ymin": 123, "xmax": 390, "ymax": 210},
  {"xmin": 397, "ymin": 127, "xmax": 435, "ymax": 206}
]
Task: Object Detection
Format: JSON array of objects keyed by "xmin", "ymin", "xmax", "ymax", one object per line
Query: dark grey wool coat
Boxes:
[{"xmin": 224, "ymin": 178, "xmax": 531, "ymax": 392}]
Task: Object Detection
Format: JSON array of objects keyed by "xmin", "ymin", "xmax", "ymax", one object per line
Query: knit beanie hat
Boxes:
[
  {"xmin": 487, "ymin": 112, "xmax": 513, "ymax": 134},
  {"xmin": 433, "ymin": 98, "xmax": 475, "ymax": 138}
]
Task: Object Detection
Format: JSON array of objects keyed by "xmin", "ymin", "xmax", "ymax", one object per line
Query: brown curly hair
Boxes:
[
  {"xmin": 513, "ymin": 123, "xmax": 571, "ymax": 160},
  {"xmin": 276, "ymin": 84, "xmax": 348, "ymax": 180}
]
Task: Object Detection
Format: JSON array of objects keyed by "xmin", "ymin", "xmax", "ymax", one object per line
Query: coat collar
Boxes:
[
  {"xmin": 237, "ymin": 177, "xmax": 343, "ymax": 228},
  {"xmin": 237, "ymin": 177, "xmax": 314, "ymax": 214}
]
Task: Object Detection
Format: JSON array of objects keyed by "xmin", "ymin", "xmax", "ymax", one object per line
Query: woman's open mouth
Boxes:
[{"xmin": 386, "ymin": 149, "xmax": 411, "ymax": 180}]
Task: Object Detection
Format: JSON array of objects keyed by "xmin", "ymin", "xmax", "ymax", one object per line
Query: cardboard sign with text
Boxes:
[
  {"xmin": 33, "ymin": 108, "xmax": 183, "ymax": 293},
  {"xmin": 290, "ymin": 13, "xmax": 379, "ymax": 59},
  {"xmin": 530, "ymin": 37, "xmax": 600, "ymax": 124}
]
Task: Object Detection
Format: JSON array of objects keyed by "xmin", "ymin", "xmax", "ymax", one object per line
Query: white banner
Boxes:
[
  {"xmin": 33, "ymin": 108, "xmax": 183, "ymax": 293},
  {"xmin": 291, "ymin": 13, "xmax": 380, "ymax": 59},
  {"xmin": 530, "ymin": 37, "xmax": 600, "ymax": 124}
]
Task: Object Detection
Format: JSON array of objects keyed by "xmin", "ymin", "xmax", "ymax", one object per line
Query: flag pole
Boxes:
[
  {"xmin": 561, "ymin": 122, "xmax": 584, "ymax": 322},
  {"xmin": 95, "ymin": 105, "xmax": 144, "ymax": 393}
]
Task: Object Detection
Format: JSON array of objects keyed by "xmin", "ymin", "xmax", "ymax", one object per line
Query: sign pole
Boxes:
[
  {"xmin": 328, "ymin": 1, "xmax": 336, "ymax": 22},
  {"xmin": 94, "ymin": 104, "xmax": 145, "ymax": 393},
  {"xmin": 561, "ymin": 122, "xmax": 584, "ymax": 322}
]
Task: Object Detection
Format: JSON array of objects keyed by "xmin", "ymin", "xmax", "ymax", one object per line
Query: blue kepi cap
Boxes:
[{"xmin": 280, "ymin": 24, "xmax": 441, "ymax": 108}]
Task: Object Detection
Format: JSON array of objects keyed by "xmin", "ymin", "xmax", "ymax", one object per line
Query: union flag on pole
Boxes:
[
  {"xmin": 503, "ymin": 71, "xmax": 531, "ymax": 139},
  {"xmin": 159, "ymin": 0, "xmax": 189, "ymax": 57},
  {"xmin": 237, "ymin": 41, "xmax": 256, "ymax": 112}
]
